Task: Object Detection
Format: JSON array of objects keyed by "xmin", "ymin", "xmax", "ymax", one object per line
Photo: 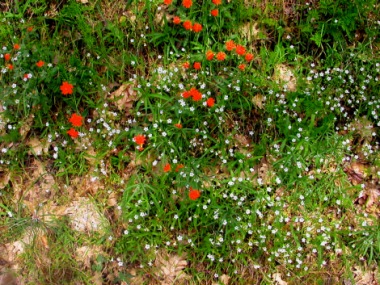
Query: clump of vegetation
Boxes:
[{"xmin": 0, "ymin": 0, "xmax": 379, "ymax": 284}]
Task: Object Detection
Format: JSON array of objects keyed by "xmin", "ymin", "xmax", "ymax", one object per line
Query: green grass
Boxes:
[{"xmin": 0, "ymin": 0, "xmax": 379, "ymax": 284}]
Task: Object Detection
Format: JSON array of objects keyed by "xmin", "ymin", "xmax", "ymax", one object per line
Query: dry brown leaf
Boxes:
[
  {"xmin": 83, "ymin": 146, "xmax": 98, "ymax": 166},
  {"xmin": 220, "ymin": 274, "xmax": 231, "ymax": 285},
  {"xmin": 273, "ymin": 64, "xmax": 297, "ymax": 91},
  {"xmin": 234, "ymin": 134, "xmax": 251, "ymax": 148},
  {"xmin": 366, "ymin": 188, "xmax": 380, "ymax": 208},
  {"xmin": 345, "ymin": 162, "xmax": 367, "ymax": 185},
  {"xmin": 19, "ymin": 114, "xmax": 34, "ymax": 139},
  {"xmin": 154, "ymin": 249, "xmax": 189, "ymax": 285},
  {"xmin": 353, "ymin": 266, "xmax": 379, "ymax": 285},
  {"xmin": 70, "ymin": 174, "xmax": 105, "ymax": 197},
  {"xmin": 240, "ymin": 22, "xmax": 260, "ymax": 43},
  {"xmin": 2, "ymin": 227, "xmax": 48, "ymax": 269},
  {"xmin": 75, "ymin": 245, "xmax": 103, "ymax": 268},
  {"xmin": 91, "ymin": 272, "xmax": 103, "ymax": 285},
  {"xmin": 252, "ymin": 94, "xmax": 264, "ymax": 109},
  {"xmin": 107, "ymin": 192, "xmax": 118, "ymax": 207},
  {"xmin": 258, "ymin": 159, "xmax": 275, "ymax": 185},
  {"xmin": 27, "ymin": 138, "xmax": 49, "ymax": 156},
  {"xmin": 0, "ymin": 170, "xmax": 10, "ymax": 189},
  {"xmin": 272, "ymin": 273, "xmax": 288, "ymax": 285},
  {"xmin": 128, "ymin": 268, "xmax": 145, "ymax": 285},
  {"xmin": 0, "ymin": 271, "xmax": 20, "ymax": 285},
  {"xmin": 109, "ymin": 83, "xmax": 137, "ymax": 114},
  {"xmin": 39, "ymin": 235, "xmax": 49, "ymax": 250}
]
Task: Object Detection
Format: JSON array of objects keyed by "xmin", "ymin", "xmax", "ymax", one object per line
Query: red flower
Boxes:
[
  {"xmin": 245, "ymin": 53, "xmax": 254, "ymax": 62},
  {"xmin": 182, "ymin": 90, "xmax": 191, "ymax": 98},
  {"xmin": 175, "ymin": 164, "xmax": 184, "ymax": 172},
  {"xmin": 212, "ymin": 0, "xmax": 222, "ymax": 4},
  {"xmin": 211, "ymin": 9, "xmax": 219, "ymax": 17},
  {"xmin": 67, "ymin": 128, "xmax": 79, "ymax": 138},
  {"xmin": 173, "ymin": 16, "xmax": 181, "ymax": 25},
  {"xmin": 23, "ymin": 74, "xmax": 29, "ymax": 80},
  {"xmin": 216, "ymin": 51, "xmax": 226, "ymax": 61},
  {"xmin": 4, "ymin": 53, "xmax": 11, "ymax": 61},
  {"xmin": 192, "ymin": 23, "xmax": 202, "ymax": 33},
  {"xmin": 238, "ymin": 64, "xmax": 246, "ymax": 71},
  {"xmin": 189, "ymin": 188, "xmax": 201, "ymax": 200},
  {"xmin": 13, "ymin": 44, "xmax": 20, "ymax": 50},
  {"xmin": 182, "ymin": 0, "xmax": 192, "ymax": 8},
  {"xmin": 225, "ymin": 40, "xmax": 236, "ymax": 51},
  {"xmin": 7, "ymin": 64, "xmax": 13, "ymax": 70},
  {"xmin": 69, "ymin": 113, "xmax": 83, "ymax": 127},
  {"xmin": 60, "ymin": 81, "xmax": 74, "ymax": 95},
  {"xmin": 235, "ymin": 45, "xmax": 246, "ymax": 56},
  {"xmin": 189, "ymin": 87, "xmax": 202, "ymax": 101},
  {"xmin": 174, "ymin": 123, "xmax": 183, "ymax": 129},
  {"xmin": 133, "ymin": 135, "xmax": 146, "ymax": 150},
  {"xmin": 207, "ymin": 98, "xmax": 215, "ymax": 107},
  {"xmin": 163, "ymin": 0, "xmax": 172, "ymax": 4},
  {"xmin": 193, "ymin": 62, "xmax": 201, "ymax": 70},
  {"xmin": 27, "ymin": 26, "xmax": 33, "ymax": 32},
  {"xmin": 164, "ymin": 163, "xmax": 171, "ymax": 172},
  {"xmin": 183, "ymin": 20, "xmax": 192, "ymax": 31},
  {"xmin": 206, "ymin": 50, "xmax": 214, "ymax": 61},
  {"xmin": 36, "ymin": 60, "xmax": 44, "ymax": 68},
  {"xmin": 183, "ymin": 61, "xmax": 190, "ymax": 69}
]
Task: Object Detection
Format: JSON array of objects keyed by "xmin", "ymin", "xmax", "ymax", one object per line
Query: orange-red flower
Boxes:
[
  {"xmin": 206, "ymin": 50, "xmax": 214, "ymax": 61},
  {"xmin": 207, "ymin": 98, "xmax": 215, "ymax": 107},
  {"xmin": 189, "ymin": 87, "xmax": 202, "ymax": 101},
  {"xmin": 164, "ymin": 163, "xmax": 171, "ymax": 172},
  {"xmin": 27, "ymin": 26, "xmax": 33, "ymax": 32},
  {"xmin": 13, "ymin": 44, "xmax": 20, "ymax": 50},
  {"xmin": 216, "ymin": 51, "xmax": 226, "ymax": 61},
  {"xmin": 174, "ymin": 123, "xmax": 183, "ymax": 129},
  {"xmin": 193, "ymin": 62, "xmax": 201, "ymax": 70},
  {"xmin": 212, "ymin": 0, "xmax": 222, "ymax": 5},
  {"xmin": 225, "ymin": 40, "xmax": 236, "ymax": 51},
  {"xmin": 238, "ymin": 64, "xmax": 246, "ymax": 71},
  {"xmin": 4, "ymin": 53, "xmax": 11, "ymax": 61},
  {"xmin": 245, "ymin": 53, "xmax": 254, "ymax": 62},
  {"xmin": 67, "ymin": 128, "xmax": 79, "ymax": 138},
  {"xmin": 189, "ymin": 188, "xmax": 201, "ymax": 200},
  {"xmin": 175, "ymin": 164, "xmax": 184, "ymax": 172},
  {"xmin": 183, "ymin": 20, "xmax": 192, "ymax": 31},
  {"xmin": 133, "ymin": 134, "xmax": 146, "ymax": 147},
  {"xmin": 211, "ymin": 9, "xmax": 219, "ymax": 17},
  {"xmin": 173, "ymin": 16, "xmax": 181, "ymax": 25},
  {"xmin": 235, "ymin": 45, "xmax": 246, "ymax": 56},
  {"xmin": 182, "ymin": 90, "xmax": 191, "ymax": 99},
  {"xmin": 36, "ymin": 60, "xmax": 44, "ymax": 68},
  {"xmin": 182, "ymin": 0, "xmax": 192, "ymax": 8},
  {"xmin": 7, "ymin": 64, "xmax": 13, "ymax": 70},
  {"xmin": 60, "ymin": 81, "xmax": 74, "ymax": 95},
  {"xmin": 163, "ymin": 0, "xmax": 172, "ymax": 4},
  {"xmin": 69, "ymin": 113, "xmax": 83, "ymax": 127},
  {"xmin": 192, "ymin": 23, "xmax": 202, "ymax": 33},
  {"xmin": 183, "ymin": 61, "xmax": 190, "ymax": 69}
]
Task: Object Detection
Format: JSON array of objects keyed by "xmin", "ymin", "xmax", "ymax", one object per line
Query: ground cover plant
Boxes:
[{"xmin": 0, "ymin": 0, "xmax": 379, "ymax": 284}]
